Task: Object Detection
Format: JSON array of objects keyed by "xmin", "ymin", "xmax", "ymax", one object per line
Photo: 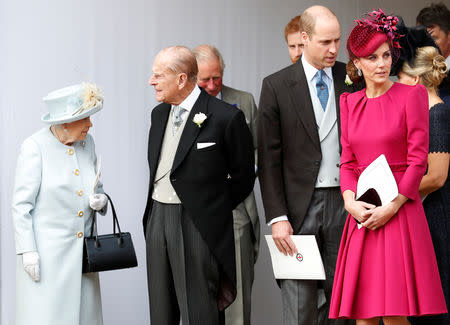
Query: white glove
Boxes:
[
  {"xmin": 89, "ymin": 193, "xmax": 108, "ymax": 211},
  {"xmin": 23, "ymin": 251, "xmax": 40, "ymax": 282}
]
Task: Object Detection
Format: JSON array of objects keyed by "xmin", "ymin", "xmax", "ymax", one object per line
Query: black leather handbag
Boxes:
[{"xmin": 82, "ymin": 193, "xmax": 138, "ymax": 273}]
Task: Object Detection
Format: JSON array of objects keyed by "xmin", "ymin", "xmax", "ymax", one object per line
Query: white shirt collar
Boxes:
[
  {"xmin": 446, "ymin": 55, "xmax": 450, "ymax": 68},
  {"xmin": 301, "ymin": 55, "xmax": 332, "ymax": 82},
  {"xmin": 173, "ymin": 84, "xmax": 201, "ymax": 112}
]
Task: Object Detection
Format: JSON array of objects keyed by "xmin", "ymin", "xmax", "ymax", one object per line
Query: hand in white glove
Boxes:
[
  {"xmin": 89, "ymin": 193, "xmax": 108, "ymax": 211},
  {"xmin": 23, "ymin": 251, "xmax": 40, "ymax": 282}
]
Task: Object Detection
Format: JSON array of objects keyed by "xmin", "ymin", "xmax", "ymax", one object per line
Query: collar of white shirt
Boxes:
[
  {"xmin": 301, "ymin": 55, "xmax": 332, "ymax": 84},
  {"xmin": 446, "ymin": 55, "xmax": 450, "ymax": 69},
  {"xmin": 172, "ymin": 84, "xmax": 201, "ymax": 113}
]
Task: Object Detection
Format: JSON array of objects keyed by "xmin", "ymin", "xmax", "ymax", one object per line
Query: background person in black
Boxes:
[{"xmin": 416, "ymin": 2, "xmax": 450, "ymax": 106}]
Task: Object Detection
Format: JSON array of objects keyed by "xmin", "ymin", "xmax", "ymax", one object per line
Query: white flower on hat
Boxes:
[
  {"xmin": 72, "ymin": 83, "xmax": 103, "ymax": 116},
  {"xmin": 193, "ymin": 112, "xmax": 207, "ymax": 128}
]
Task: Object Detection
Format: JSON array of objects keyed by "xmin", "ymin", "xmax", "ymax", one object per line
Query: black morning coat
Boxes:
[{"xmin": 143, "ymin": 89, "xmax": 255, "ymax": 310}]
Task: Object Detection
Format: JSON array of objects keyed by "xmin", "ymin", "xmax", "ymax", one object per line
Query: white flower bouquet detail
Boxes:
[{"xmin": 193, "ymin": 113, "xmax": 207, "ymax": 128}]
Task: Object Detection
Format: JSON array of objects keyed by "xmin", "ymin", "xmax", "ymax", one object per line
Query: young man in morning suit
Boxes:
[
  {"xmin": 143, "ymin": 46, "xmax": 255, "ymax": 325},
  {"xmin": 258, "ymin": 6, "xmax": 357, "ymax": 325},
  {"xmin": 193, "ymin": 44, "xmax": 260, "ymax": 325}
]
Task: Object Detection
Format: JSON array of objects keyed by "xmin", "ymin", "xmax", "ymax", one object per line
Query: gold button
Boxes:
[
  {"xmin": 321, "ymin": 86, "xmax": 325, "ymax": 90},
  {"xmin": 74, "ymin": 169, "xmax": 80, "ymax": 176},
  {"xmin": 77, "ymin": 232, "xmax": 83, "ymax": 238},
  {"xmin": 67, "ymin": 148, "xmax": 74, "ymax": 155},
  {"xmin": 78, "ymin": 210, "xmax": 84, "ymax": 217},
  {"xmin": 78, "ymin": 190, "xmax": 83, "ymax": 196}
]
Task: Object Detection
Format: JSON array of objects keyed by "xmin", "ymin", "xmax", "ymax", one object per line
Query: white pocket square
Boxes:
[{"xmin": 197, "ymin": 142, "xmax": 216, "ymax": 149}]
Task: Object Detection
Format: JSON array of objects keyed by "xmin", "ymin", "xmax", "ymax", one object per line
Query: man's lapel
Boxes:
[
  {"xmin": 332, "ymin": 66, "xmax": 346, "ymax": 111},
  {"xmin": 221, "ymin": 85, "xmax": 232, "ymax": 103},
  {"xmin": 286, "ymin": 60, "xmax": 321, "ymax": 151},
  {"xmin": 221, "ymin": 85, "xmax": 237, "ymax": 106},
  {"xmin": 332, "ymin": 65, "xmax": 347, "ymax": 146},
  {"xmin": 172, "ymin": 90, "xmax": 210, "ymax": 172},
  {"xmin": 149, "ymin": 103, "xmax": 171, "ymax": 179}
]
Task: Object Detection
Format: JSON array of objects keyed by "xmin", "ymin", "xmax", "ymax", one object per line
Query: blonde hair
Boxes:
[{"xmin": 401, "ymin": 46, "xmax": 448, "ymax": 90}]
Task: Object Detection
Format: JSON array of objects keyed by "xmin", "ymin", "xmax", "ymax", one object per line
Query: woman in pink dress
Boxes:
[{"xmin": 329, "ymin": 10, "xmax": 447, "ymax": 325}]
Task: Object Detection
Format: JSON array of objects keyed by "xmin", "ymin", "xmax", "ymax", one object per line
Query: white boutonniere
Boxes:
[
  {"xmin": 345, "ymin": 74, "xmax": 353, "ymax": 86},
  {"xmin": 193, "ymin": 113, "xmax": 207, "ymax": 128}
]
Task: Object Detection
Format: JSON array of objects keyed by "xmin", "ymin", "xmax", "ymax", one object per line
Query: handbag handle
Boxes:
[{"xmin": 89, "ymin": 193, "xmax": 124, "ymax": 247}]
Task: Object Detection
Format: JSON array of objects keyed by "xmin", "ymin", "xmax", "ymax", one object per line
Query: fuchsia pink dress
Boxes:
[{"xmin": 329, "ymin": 83, "xmax": 447, "ymax": 319}]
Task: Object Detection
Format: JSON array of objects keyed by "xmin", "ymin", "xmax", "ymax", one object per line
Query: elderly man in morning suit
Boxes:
[
  {"xmin": 143, "ymin": 46, "xmax": 255, "ymax": 325},
  {"xmin": 258, "ymin": 6, "xmax": 357, "ymax": 325},
  {"xmin": 193, "ymin": 44, "xmax": 260, "ymax": 325}
]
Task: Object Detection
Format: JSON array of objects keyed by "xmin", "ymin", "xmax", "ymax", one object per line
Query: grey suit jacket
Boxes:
[
  {"xmin": 221, "ymin": 85, "xmax": 260, "ymax": 260},
  {"xmin": 257, "ymin": 58, "xmax": 359, "ymax": 233}
]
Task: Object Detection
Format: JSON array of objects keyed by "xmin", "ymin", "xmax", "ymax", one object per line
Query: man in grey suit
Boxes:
[
  {"xmin": 258, "ymin": 6, "xmax": 356, "ymax": 325},
  {"xmin": 193, "ymin": 44, "xmax": 260, "ymax": 325}
]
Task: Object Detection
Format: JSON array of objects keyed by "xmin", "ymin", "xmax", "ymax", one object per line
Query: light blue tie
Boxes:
[
  {"xmin": 172, "ymin": 105, "xmax": 186, "ymax": 135},
  {"xmin": 316, "ymin": 70, "xmax": 329, "ymax": 110}
]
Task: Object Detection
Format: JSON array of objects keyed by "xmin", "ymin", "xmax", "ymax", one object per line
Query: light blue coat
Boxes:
[{"xmin": 12, "ymin": 127, "xmax": 103, "ymax": 325}]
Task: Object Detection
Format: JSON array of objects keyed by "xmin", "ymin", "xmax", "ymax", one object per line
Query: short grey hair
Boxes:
[
  {"xmin": 192, "ymin": 44, "xmax": 226, "ymax": 73},
  {"xmin": 159, "ymin": 46, "xmax": 198, "ymax": 82}
]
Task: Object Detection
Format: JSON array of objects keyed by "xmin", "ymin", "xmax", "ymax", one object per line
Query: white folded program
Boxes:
[
  {"xmin": 265, "ymin": 235, "xmax": 326, "ymax": 280},
  {"xmin": 355, "ymin": 154, "xmax": 399, "ymax": 229}
]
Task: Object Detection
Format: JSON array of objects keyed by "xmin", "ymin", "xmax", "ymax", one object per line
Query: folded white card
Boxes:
[
  {"xmin": 197, "ymin": 142, "xmax": 216, "ymax": 149},
  {"xmin": 356, "ymin": 154, "xmax": 398, "ymax": 229},
  {"xmin": 265, "ymin": 235, "xmax": 326, "ymax": 280}
]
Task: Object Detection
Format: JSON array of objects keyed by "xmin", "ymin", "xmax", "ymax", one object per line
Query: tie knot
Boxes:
[
  {"xmin": 173, "ymin": 105, "xmax": 185, "ymax": 118},
  {"xmin": 317, "ymin": 70, "xmax": 325, "ymax": 82},
  {"xmin": 172, "ymin": 106, "xmax": 186, "ymax": 134}
]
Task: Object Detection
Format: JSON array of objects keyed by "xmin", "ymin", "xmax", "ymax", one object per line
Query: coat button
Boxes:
[
  {"xmin": 314, "ymin": 161, "xmax": 320, "ymax": 166},
  {"xmin": 67, "ymin": 148, "xmax": 74, "ymax": 155},
  {"xmin": 77, "ymin": 232, "xmax": 83, "ymax": 238},
  {"xmin": 74, "ymin": 169, "xmax": 80, "ymax": 176},
  {"xmin": 78, "ymin": 210, "xmax": 84, "ymax": 217},
  {"xmin": 78, "ymin": 190, "xmax": 83, "ymax": 196},
  {"xmin": 171, "ymin": 178, "xmax": 176, "ymax": 182}
]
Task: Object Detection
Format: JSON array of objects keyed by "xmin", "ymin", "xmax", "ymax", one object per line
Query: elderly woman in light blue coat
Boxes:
[{"xmin": 12, "ymin": 83, "xmax": 107, "ymax": 325}]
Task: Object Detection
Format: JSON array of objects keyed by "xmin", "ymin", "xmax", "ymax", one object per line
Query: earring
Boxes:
[{"xmin": 357, "ymin": 68, "xmax": 362, "ymax": 77}]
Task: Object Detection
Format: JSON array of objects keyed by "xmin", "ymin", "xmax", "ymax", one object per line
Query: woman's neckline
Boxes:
[{"xmin": 364, "ymin": 81, "xmax": 396, "ymax": 99}]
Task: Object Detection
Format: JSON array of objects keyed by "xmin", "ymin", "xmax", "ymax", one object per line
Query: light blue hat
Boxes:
[{"xmin": 41, "ymin": 82, "xmax": 103, "ymax": 124}]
